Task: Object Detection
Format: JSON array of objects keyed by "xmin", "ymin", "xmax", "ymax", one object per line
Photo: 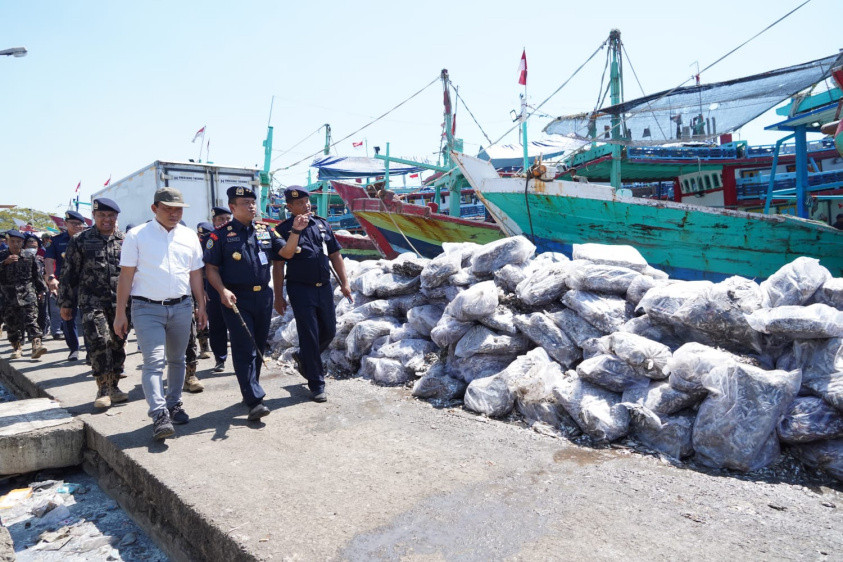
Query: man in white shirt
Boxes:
[{"xmin": 114, "ymin": 187, "xmax": 207, "ymax": 440}]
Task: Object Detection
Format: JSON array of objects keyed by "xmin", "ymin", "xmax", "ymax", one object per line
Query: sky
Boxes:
[{"xmin": 1, "ymin": 0, "xmax": 841, "ymax": 217}]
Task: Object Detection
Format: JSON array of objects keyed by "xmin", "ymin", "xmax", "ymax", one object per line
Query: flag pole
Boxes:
[{"xmin": 520, "ymin": 48, "xmax": 529, "ymax": 175}]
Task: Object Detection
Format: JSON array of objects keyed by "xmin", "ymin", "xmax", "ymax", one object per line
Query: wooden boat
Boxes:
[{"xmin": 454, "ymin": 152, "xmax": 843, "ymax": 281}]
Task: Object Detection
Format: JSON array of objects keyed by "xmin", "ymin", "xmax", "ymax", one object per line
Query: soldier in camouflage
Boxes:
[
  {"xmin": 0, "ymin": 230, "xmax": 47, "ymax": 360},
  {"xmin": 59, "ymin": 198, "xmax": 129, "ymax": 409}
]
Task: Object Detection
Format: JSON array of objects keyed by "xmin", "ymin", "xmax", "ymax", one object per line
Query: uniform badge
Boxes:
[
  {"xmin": 236, "ymin": 187, "xmax": 244, "ymax": 196},
  {"xmin": 295, "ymin": 247, "xmax": 301, "ymax": 254},
  {"xmin": 61, "ymin": 252, "xmax": 66, "ymax": 258},
  {"xmin": 206, "ymin": 239, "xmax": 214, "ymax": 249},
  {"xmin": 232, "ymin": 252, "xmax": 242, "ymax": 261},
  {"xmin": 227, "ymin": 232, "xmax": 238, "ymax": 237},
  {"xmin": 93, "ymin": 201, "xmax": 99, "ymax": 210},
  {"xmin": 227, "ymin": 225, "xmax": 233, "ymax": 231}
]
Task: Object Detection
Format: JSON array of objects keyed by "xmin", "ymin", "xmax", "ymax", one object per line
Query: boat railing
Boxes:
[
  {"xmin": 736, "ymin": 168, "xmax": 843, "ymax": 199},
  {"xmin": 627, "ymin": 145, "xmax": 738, "ymax": 161},
  {"xmin": 746, "ymin": 138, "xmax": 835, "ymax": 158}
]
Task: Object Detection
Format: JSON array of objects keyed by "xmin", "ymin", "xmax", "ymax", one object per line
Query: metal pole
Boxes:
[{"xmin": 795, "ymin": 125, "xmax": 809, "ymax": 218}]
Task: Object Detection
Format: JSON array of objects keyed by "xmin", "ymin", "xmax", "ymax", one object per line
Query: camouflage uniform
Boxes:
[
  {"xmin": 0, "ymin": 249, "xmax": 45, "ymax": 348},
  {"xmin": 58, "ymin": 227, "xmax": 126, "ymax": 381}
]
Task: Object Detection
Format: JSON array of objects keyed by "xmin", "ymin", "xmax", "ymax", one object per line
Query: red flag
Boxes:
[
  {"xmin": 518, "ymin": 49, "xmax": 527, "ymax": 86},
  {"xmin": 103, "ymin": 175, "xmax": 111, "ymax": 187},
  {"xmin": 352, "ymin": 141, "xmax": 363, "ymax": 148},
  {"xmin": 74, "ymin": 181, "xmax": 81, "ymax": 193},
  {"xmin": 192, "ymin": 126, "xmax": 206, "ymax": 143},
  {"xmin": 409, "ymin": 173, "xmax": 419, "ymax": 178}
]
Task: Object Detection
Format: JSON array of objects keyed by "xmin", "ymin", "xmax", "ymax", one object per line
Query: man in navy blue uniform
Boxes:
[
  {"xmin": 207, "ymin": 207, "xmax": 232, "ymax": 372},
  {"xmin": 203, "ymin": 186, "xmax": 283, "ymax": 420},
  {"xmin": 275, "ymin": 186, "xmax": 352, "ymax": 402},
  {"xmin": 44, "ymin": 210, "xmax": 88, "ymax": 361}
]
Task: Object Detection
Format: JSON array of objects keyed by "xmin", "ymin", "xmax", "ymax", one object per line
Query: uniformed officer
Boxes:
[
  {"xmin": 45, "ymin": 210, "xmax": 88, "ymax": 361},
  {"xmin": 0, "ymin": 230, "xmax": 48, "ymax": 360},
  {"xmin": 275, "ymin": 186, "xmax": 352, "ymax": 402},
  {"xmin": 208, "ymin": 208, "xmax": 232, "ymax": 371},
  {"xmin": 59, "ymin": 198, "xmax": 128, "ymax": 409},
  {"xmin": 203, "ymin": 185, "xmax": 283, "ymax": 420}
]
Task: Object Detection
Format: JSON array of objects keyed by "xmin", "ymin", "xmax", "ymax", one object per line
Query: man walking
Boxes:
[
  {"xmin": 274, "ymin": 187, "xmax": 352, "ymax": 402},
  {"xmin": 59, "ymin": 199, "xmax": 128, "ymax": 408},
  {"xmin": 207, "ymin": 207, "xmax": 232, "ymax": 372},
  {"xmin": 204, "ymin": 186, "xmax": 282, "ymax": 420},
  {"xmin": 46, "ymin": 211, "xmax": 87, "ymax": 360},
  {"xmin": 114, "ymin": 187, "xmax": 207, "ymax": 440},
  {"xmin": 0, "ymin": 230, "xmax": 48, "ymax": 360}
]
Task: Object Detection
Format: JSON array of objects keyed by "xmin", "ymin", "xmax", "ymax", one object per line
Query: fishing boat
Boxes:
[{"xmin": 454, "ymin": 151, "xmax": 843, "ymax": 280}]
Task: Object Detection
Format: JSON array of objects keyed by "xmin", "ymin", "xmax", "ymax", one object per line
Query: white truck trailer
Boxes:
[{"xmin": 91, "ymin": 161, "xmax": 262, "ymax": 230}]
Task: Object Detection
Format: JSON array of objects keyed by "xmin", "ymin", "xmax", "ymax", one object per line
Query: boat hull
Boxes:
[{"xmin": 454, "ymin": 153, "xmax": 843, "ymax": 281}]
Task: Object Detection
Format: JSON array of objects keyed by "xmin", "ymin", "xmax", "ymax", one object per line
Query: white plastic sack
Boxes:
[
  {"xmin": 692, "ymin": 364, "xmax": 801, "ymax": 471},
  {"xmin": 450, "ymin": 268, "xmax": 481, "ymax": 287},
  {"xmin": 515, "ymin": 262, "xmax": 570, "ymax": 306},
  {"xmin": 624, "ymin": 404, "xmax": 695, "ymax": 459},
  {"xmin": 372, "ymin": 338, "xmax": 437, "ymax": 374},
  {"xmin": 444, "ymin": 280, "xmax": 499, "ymax": 322},
  {"xmin": 621, "ymin": 380, "xmax": 703, "ymax": 416},
  {"xmin": 619, "ymin": 316, "xmax": 674, "ymax": 345},
  {"xmin": 745, "ymin": 303, "xmax": 843, "ymax": 339},
  {"xmin": 514, "ymin": 312, "xmax": 580, "ymax": 368},
  {"xmin": 576, "ymin": 354, "xmax": 651, "ymax": 393},
  {"xmin": 391, "ymin": 253, "xmax": 429, "ymax": 278},
  {"xmin": 553, "ymin": 371, "xmax": 630, "ymax": 442},
  {"xmin": 572, "ymin": 243, "xmax": 648, "ymax": 272},
  {"xmin": 760, "ymin": 256, "xmax": 831, "ymax": 308},
  {"xmin": 792, "ymin": 338, "xmax": 843, "ymax": 411},
  {"xmin": 420, "ymin": 250, "xmax": 461, "ymax": 289},
  {"xmin": 371, "ymin": 358, "xmax": 411, "ymax": 386},
  {"xmin": 407, "ymin": 304, "xmax": 446, "ymax": 338},
  {"xmin": 464, "ymin": 375, "xmax": 515, "ymax": 417},
  {"xmin": 454, "ymin": 325, "xmax": 530, "ymax": 358},
  {"xmin": 665, "ymin": 342, "xmax": 755, "ymax": 395},
  {"xmin": 636, "ymin": 281, "xmax": 713, "ymax": 323},
  {"xmin": 547, "ymin": 308, "xmax": 605, "ymax": 347},
  {"xmin": 513, "ymin": 361, "xmax": 572, "ymax": 427},
  {"xmin": 470, "ymin": 236, "xmax": 536, "ymax": 276},
  {"xmin": 561, "ymin": 290, "xmax": 631, "ymax": 334},
  {"xmin": 493, "ymin": 263, "xmax": 529, "ymax": 294},
  {"xmin": 566, "ymin": 262, "xmax": 643, "ymax": 296},
  {"xmin": 479, "ymin": 305, "xmax": 519, "ymax": 335},
  {"xmin": 412, "ymin": 366, "xmax": 467, "ymax": 403},
  {"xmin": 445, "ymin": 353, "xmax": 516, "ymax": 384},
  {"xmin": 625, "ymin": 275, "xmax": 660, "ymax": 307},
  {"xmin": 604, "ymin": 332, "xmax": 672, "ymax": 379},
  {"xmin": 430, "ymin": 313, "xmax": 474, "ymax": 348},
  {"xmin": 777, "ymin": 396, "xmax": 843, "ymax": 444},
  {"xmin": 811, "ymin": 278, "xmax": 843, "ymax": 310},
  {"xmin": 790, "ymin": 439, "xmax": 843, "ymax": 482},
  {"xmin": 345, "ymin": 318, "xmax": 402, "ymax": 361}
]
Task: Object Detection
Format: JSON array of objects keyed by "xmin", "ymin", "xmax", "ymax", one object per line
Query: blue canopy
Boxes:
[{"xmin": 312, "ymin": 155, "xmax": 427, "ymax": 180}]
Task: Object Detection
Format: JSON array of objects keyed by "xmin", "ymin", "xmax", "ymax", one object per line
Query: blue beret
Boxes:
[
  {"xmin": 211, "ymin": 206, "xmax": 231, "ymax": 217},
  {"xmin": 197, "ymin": 222, "xmax": 214, "ymax": 235},
  {"xmin": 5, "ymin": 229, "xmax": 25, "ymax": 240},
  {"xmin": 92, "ymin": 198, "xmax": 121, "ymax": 213},
  {"xmin": 64, "ymin": 210, "xmax": 85, "ymax": 223},
  {"xmin": 24, "ymin": 234, "xmax": 41, "ymax": 247},
  {"xmin": 226, "ymin": 185, "xmax": 256, "ymax": 200},
  {"xmin": 284, "ymin": 186, "xmax": 310, "ymax": 202}
]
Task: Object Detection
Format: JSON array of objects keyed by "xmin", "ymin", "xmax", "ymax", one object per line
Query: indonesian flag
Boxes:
[
  {"xmin": 192, "ymin": 126, "xmax": 206, "ymax": 143},
  {"xmin": 518, "ymin": 49, "xmax": 527, "ymax": 86},
  {"xmin": 409, "ymin": 173, "xmax": 419, "ymax": 178},
  {"xmin": 103, "ymin": 175, "xmax": 111, "ymax": 187},
  {"xmin": 352, "ymin": 141, "xmax": 363, "ymax": 148},
  {"xmin": 74, "ymin": 181, "xmax": 81, "ymax": 193}
]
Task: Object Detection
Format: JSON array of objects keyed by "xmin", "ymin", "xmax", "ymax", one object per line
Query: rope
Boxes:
[
  {"xmin": 272, "ymin": 75, "xmax": 440, "ymax": 173},
  {"xmin": 621, "ymin": 43, "xmax": 668, "ymax": 141},
  {"xmin": 454, "ymin": 87, "xmax": 493, "ymax": 145},
  {"xmin": 382, "ymin": 201, "xmax": 424, "ymax": 258}
]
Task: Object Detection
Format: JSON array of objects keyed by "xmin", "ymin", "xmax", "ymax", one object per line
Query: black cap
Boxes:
[
  {"xmin": 226, "ymin": 185, "xmax": 256, "ymax": 200},
  {"xmin": 5, "ymin": 229, "xmax": 25, "ymax": 240},
  {"xmin": 64, "ymin": 210, "xmax": 86, "ymax": 223},
  {"xmin": 92, "ymin": 198, "xmax": 121, "ymax": 213},
  {"xmin": 284, "ymin": 186, "xmax": 310, "ymax": 202},
  {"xmin": 212, "ymin": 206, "xmax": 231, "ymax": 217}
]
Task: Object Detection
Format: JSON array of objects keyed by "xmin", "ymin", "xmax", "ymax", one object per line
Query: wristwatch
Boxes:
[{"xmin": 291, "ymin": 228, "xmax": 303, "ymax": 235}]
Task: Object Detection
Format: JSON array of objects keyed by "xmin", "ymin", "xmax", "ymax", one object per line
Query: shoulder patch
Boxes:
[
  {"xmin": 206, "ymin": 239, "xmax": 214, "ymax": 250},
  {"xmin": 209, "ymin": 232, "xmax": 218, "ymax": 241}
]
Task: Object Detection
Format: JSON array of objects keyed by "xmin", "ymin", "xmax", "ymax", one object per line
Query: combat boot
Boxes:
[
  {"xmin": 109, "ymin": 374, "xmax": 129, "ymax": 404},
  {"xmin": 10, "ymin": 342, "xmax": 22, "ymax": 359},
  {"xmin": 94, "ymin": 377, "xmax": 112, "ymax": 409},
  {"xmin": 31, "ymin": 338, "xmax": 47, "ymax": 360},
  {"xmin": 198, "ymin": 338, "xmax": 211, "ymax": 359},
  {"xmin": 183, "ymin": 363, "xmax": 204, "ymax": 393}
]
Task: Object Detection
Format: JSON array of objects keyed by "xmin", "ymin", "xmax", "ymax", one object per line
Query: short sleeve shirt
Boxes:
[
  {"xmin": 274, "ymin": 215, "xmax": 341, "ymax": 285},
  {"xmin": 203, "ymin": 218, "xmax": 283, "ymax": 287}
]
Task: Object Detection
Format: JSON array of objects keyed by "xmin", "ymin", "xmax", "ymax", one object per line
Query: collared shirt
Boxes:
[
  {"xmin": 274, "ymin": 215, "xmax": 341, "ymax": 285},
  {"xmin": 120, "ymin": 220, "xmax": 204, "ymax": 301},
  {"xmin": 203, "ymin": 218, "xmax": 283, "ymax": 288},
  {"xmin": 58, "ymin": 227, "xmax": 124, "ymax": 310},
  {"xmin": 44, "ymin": 230, "xmax": 74, "ymax": 277}
]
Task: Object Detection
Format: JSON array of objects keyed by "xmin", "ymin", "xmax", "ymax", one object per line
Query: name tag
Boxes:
[{"xmin": 258, "ymin": 251, "xmax": 268, "ymax": 265}]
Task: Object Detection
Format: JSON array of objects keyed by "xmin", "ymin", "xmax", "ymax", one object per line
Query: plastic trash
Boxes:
[
  {"xmin": 547, "ymin": 308, "xmax": 605, "ymax": 347},
  {"xmin": 603, "ymin": 332, "xmax": 672, "ymax": 379},
  {"xmin": 561, "ymin": 290, "xmax": 632, "ymax": 334},
  {"xmin": 566, "ymin": 262, "xmax": 644, "ymax": 296},
  {"xmin": 345, "ymin": 318, "xmax": 402, "ymax": 361},
  {"xmin": 745, "ymin": 303, "xmax": 843, "ymax": 339},
  {"xmin": 625, "ymin": 404, "xmax": 695, "ymax": 459},
  {"xmin": 789, "ymin": 439, "xmax": 843, "ymax": 482},
  {"xmin": 430, "ymin": 314, "xmax": 474, "ymax": 348},
  {"xmin": 406, "ymin": 304, "xmax": 446, "ymax": 338},
  {"xmin": 576, "ymin": 354, "xmax": 651, "ymax": 393},
  {"xmin": 692, "ymin": 363, "xmax": 801, "ymax": 471},
  {"xmin": 420, "ymin": 250, "xmax": 462, "ymax": 289},
  {"xmin": 514, "ymin": 312, "xmax": 580, "ymax": 368},
  {"xmin": 515, "ymin": 262, "xmax": 570, "ymax": 306},
  {"xmin": 454, "ymin": 325, "xmax": 530, "ymax": 358},
  {"xmin": 470, "ymin": 236, "xmax": 536, "ymax": 276},
  {"xmin": 444, "ymin": 280, "xmax": 499, "ymax": 322},
  {"xmin": 777, "ymin": 396, "xmax": 843, "ymax": 444},
  {"xmin": 760, "ymin": 256, "xmax": 831, "ymax": 308},
  {"xmin": 621, "ymin": 380, "xmax": 704, "ymax": 416},
  {"xmin": 553, "ymin": 371, "xmax": 630, "ymax": 442},
  {"xmin": 572, "ymin": 243, "xmax": 649, "ymax": 272}
]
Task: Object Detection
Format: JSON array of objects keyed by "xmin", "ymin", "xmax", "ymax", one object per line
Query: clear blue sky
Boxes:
[{"xmin": 1, "ymin": 0, "xmax": 840, "ymax": 216}]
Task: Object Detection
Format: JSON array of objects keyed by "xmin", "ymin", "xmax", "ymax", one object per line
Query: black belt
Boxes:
[
  {"xmin": 287, "ymin": 280, "xmax": 329, "ymax": 288},
  {"xmin": 133, "ymin": 295, "xmax": 190, "ymax": 306},
  {"xmin": 226, "ymin": 284, "xmax": 268, "ymax": 292}
]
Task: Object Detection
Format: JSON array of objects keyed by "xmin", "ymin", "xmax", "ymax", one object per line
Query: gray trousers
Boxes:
[{"xmin": 132, "ymin": 297, "xmax": 193, "ymax": 417}]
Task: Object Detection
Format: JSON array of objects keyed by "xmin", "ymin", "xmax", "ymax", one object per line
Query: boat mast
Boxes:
[
  {"xmin": 609, "ymin": 29, "xmax": 623, "ymax": 189},
  {"xmin": 318, "ymin": 124, "xmax": 331, "ymax": 217},
  {"xmin": 260, "ymin": 97, "xmax": 274, "ymax": 218},
  {"xmin": 442, "ymin": 69, "xmax": 461, "ymax": 216}
]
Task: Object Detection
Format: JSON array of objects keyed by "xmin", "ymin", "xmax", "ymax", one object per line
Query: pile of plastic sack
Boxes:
[{"xmin": 270, "ymin": 236, "xmax": 843, "ymax": 482}]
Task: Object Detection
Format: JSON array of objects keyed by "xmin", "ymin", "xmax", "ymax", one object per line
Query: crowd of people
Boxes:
[{"xmin": 0, "ymin": 184, "xmax": 351, "ymax": 440}]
